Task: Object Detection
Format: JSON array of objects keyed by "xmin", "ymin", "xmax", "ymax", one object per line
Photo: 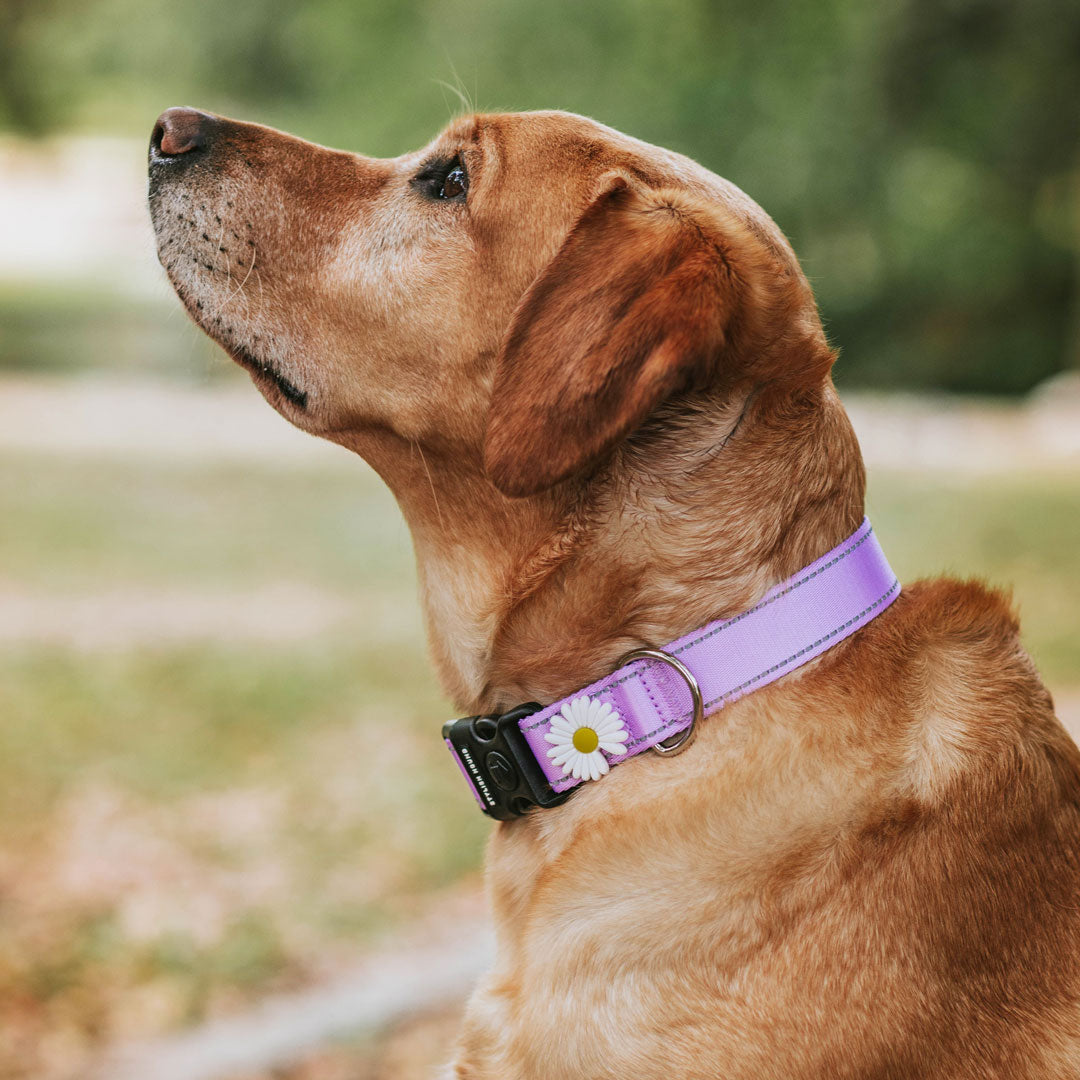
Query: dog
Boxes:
[{"xmin": 149, "ymin": 107, "xmax": 1080, "ymax": 1079}]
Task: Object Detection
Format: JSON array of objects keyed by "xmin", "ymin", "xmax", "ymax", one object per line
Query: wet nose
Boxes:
[{"xmin": 150, "ymin": 107, "xmax": 214, "ymax": 158}]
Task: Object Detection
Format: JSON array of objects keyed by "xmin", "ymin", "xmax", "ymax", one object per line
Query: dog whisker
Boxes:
[
  {"xmin": 414, "ymin": 441, "xmax": 444, "ymax": 531},
  {"xmin": 216, "ymin": 241, "xmax": 257, "ymax": 318},
  {"xmin": 217, "ymin": 218, "xmax": 231, "ymax": 293}
]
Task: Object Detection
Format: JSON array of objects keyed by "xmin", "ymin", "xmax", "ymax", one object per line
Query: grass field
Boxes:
[{"xmin": 0, "ymin": 448, "xmax": 1077, "ymax": 1078}]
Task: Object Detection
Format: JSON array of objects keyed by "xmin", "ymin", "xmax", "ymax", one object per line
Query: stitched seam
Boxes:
[
  {"xmin": 547, "ymin": 573, "xmax": 898, "ymax": 791},
  {"xmin": 522, "ymin": 666, "xmax": 649, "ymax": 732},
  {"xmin": 631, "ymin": 577, "xmax": 900, "ymax": 744},
  {"xmin": 521, "ymin": 523, "xmax": 875, "ymax": 735},
  {"xmin": 701, "ymin": 577, "xmax": 899, "ymax": 709},
  {"xmin": 554, "ymin": 576, "xmax": 899, "ymax": 764},
  {"xmin": 670, "ymin": 524, "xmax": 874, "ymax": 657},
  {"xmin": 639, "ymin": 662, "xmax": 663, "ymax": 723}
]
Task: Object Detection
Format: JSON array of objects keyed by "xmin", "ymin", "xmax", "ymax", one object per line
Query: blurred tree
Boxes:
[
  {"xmin": 868, "ymin": 0, "xmax": 1080, "ymax": 390},
  {"xmin": 0, "ymin": 0, "xmax": 58, "ymax": 133},
  {"xmin": 0, "ymin": 0, "xmax": 1076, "ymax": 393}
]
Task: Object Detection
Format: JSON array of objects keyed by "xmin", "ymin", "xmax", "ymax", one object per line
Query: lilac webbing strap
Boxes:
[{"xmin": 519, "ymin": 518, "xmax": 899, "ymax": 795}]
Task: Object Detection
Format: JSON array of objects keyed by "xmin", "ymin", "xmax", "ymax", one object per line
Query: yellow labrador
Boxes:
[{"xmin": 149, "ymin": 107, "xmax": 1080, "ymax": 1079}]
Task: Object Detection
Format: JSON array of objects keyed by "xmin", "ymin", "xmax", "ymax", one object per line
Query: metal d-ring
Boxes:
[{"xmin": 617, "ymin": 647, "xmax": 703, "ymax": 756}]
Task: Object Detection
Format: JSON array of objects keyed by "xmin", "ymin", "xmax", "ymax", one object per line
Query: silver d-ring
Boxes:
[{"xmin": 617, "ymin": 647, "xmax": 703, "ymax": 756}]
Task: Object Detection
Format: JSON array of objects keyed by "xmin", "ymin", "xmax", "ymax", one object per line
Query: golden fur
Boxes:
[{"xmin": 149, "ymin": 107, "xmax": 1080, "ymax": 1078}]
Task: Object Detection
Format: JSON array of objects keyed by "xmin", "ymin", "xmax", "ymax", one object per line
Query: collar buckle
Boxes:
[{"xmin": 442, "ymin": 703, "xmax": 570, "ymax": 820}]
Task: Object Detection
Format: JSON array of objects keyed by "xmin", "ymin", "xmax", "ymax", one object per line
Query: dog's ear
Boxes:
[{"xmin": 483, "ymin": 175, "xmax": 789, "ymax": 497}]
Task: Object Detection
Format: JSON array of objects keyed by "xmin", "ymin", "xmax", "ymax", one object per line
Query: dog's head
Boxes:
[{"xmin": 148, "ymin": 108, "xmax": 832, "ymax": 498}]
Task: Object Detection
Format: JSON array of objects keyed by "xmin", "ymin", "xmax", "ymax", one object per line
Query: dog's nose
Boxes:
[{"xmin": 150, "ymin": 107, "xmax": 214, "ymax": 158}]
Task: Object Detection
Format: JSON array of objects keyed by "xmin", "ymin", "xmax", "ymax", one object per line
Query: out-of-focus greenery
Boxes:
[
  {"xmin": 0, "ymin": 282, "xmax": 222, "ymax": 379},
  {"xmin": 0, "ymin": 448, "xmax": 1078, "ymax": 1078},
  {"xmin": 3, "ymin": 0, "xmax": 1077, "ymax": 393},
  {"xmin": 0, "ymin": 449, "xmax": 487, "ymax": 1078},
  {"xmin": 867, "ymin": 469, "xmax": 1080, "ymax": 681}
]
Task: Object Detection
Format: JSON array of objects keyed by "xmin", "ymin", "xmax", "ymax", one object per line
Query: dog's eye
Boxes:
[
  {"xmin": 440, "ymin": 165, "xmax": 467, "ymax": 200},
  {"xmin": 412, "ymin": 156, "xmax": 469, "ymax": 203}
]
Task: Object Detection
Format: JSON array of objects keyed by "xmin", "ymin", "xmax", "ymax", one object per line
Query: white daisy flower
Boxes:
[{"xmin": 544, "ymin": 696, "xmax": 629, "ymax": 781}]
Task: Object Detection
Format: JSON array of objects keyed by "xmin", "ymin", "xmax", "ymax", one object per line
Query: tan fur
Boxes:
[{"xmin": 150, "ymin": 107, "xmax": 1080, "ymax": 1078}]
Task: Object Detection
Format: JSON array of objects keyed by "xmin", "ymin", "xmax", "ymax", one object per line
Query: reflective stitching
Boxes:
[
  {"xmin": 631, "ymin": 576, "xmax": 900, "ymax": 745},
  {"xmin": 671, "ymin": 524, "xmax": 875, "ymax": 658},
  {"xmin": 546, "ymin": 576, "xmax": 900, "ymax": 791},
  {"xmin": 522, "ymin": 523, "xmax": 876, "ymax": 736}
]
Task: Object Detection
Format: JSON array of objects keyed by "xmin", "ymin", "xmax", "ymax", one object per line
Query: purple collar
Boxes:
[{"xmin": 444, "ymin": 518, "xmax": 899, "ymax": 819}]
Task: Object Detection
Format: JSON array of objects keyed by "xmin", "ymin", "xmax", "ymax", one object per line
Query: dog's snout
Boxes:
[{"xmin": 150, "ymin": 107, "xmax": 214, "ymax": 159}]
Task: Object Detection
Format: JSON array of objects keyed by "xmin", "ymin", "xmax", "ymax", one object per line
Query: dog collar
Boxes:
[{"xmin": 443, "ymin": 518, "xmax": 899, "ymax": 819}]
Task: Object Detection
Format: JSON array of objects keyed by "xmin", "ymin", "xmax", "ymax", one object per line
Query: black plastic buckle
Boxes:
[{"xmin": 442, "ymin": 702, "xmax": 570, "ymax": 820}]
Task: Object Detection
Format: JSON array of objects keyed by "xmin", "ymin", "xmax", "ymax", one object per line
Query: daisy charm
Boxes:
[{"xmin": 544, "ymin": 697, "xmax": 629, "ymax": 781}]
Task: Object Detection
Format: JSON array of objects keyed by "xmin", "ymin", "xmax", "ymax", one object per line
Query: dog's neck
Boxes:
[{"xmin": 343, "ymin": 380, "xmax": 865, "ymax": 715}]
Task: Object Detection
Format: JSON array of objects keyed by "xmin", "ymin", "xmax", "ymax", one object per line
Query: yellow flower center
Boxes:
[{"xmin": 572, "ymin": 726, "xmax": 600, "ymax": 754}]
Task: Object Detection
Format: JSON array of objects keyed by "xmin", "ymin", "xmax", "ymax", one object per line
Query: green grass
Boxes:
[
  {"xmin": 868, "ymin": 469, "xmax": 1080, "ymax": 683},
  {"xmin": 0, "ymin": 281, "xmax": 225, "ymax": 380},
  {"xmin": 0, "ymin": 644, "xmax": 427, "ymax": 817},
  {"xmin": 0, "ymin": 635, "xmax": 490, "ymax": 891},
  {"xmin": 0, "ymin": 449, "xmax": 491, "ymax": 1073},
  {"xmin": 0, "ymin": 451, "xmax": 412, "ymax": 591},
  {"xmin": 0, "ymin": 449, "xmax": 1076, "ymax": 1075},
  {"xmin": 0, "ymin": 634, "xmax": 489, "ymax": 1067}
]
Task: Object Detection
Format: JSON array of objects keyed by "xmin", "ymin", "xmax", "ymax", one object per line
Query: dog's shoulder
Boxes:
[
  {"xmin": 863, "ymin": 575, "xmax": 1054, "ymax": 724},
  {"xmin": 880, "ymin": 574, "xmax": 1024, "ymax": 661},
  {"xmin": 816, "ymin": 580, "xmax": 1080, "ymax": 1077},
  {"xmin": 828, "ymin": 575, "xmax": 1079, "ymax": 806}
]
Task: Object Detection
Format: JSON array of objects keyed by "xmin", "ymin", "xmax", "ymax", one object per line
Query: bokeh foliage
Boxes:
[{"xmin": 2, "ymin": 0, "xmax": 1078, "ymax": 393}]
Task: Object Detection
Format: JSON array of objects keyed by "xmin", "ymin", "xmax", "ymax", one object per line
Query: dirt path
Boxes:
[
  {"xmin": 0, "ymin": 581, "xmax": 358, "ymax": 649},
  {"xmin": 3, "ymin": 373, "xmax": 1080, "ymax": 471},
  {"xmin": 0, "ymin": 374, "xmax": 350, "ymax": 468},
  {"xmin": 95, "ymin": 915, "xmax": 491, "ymax": 1080}
]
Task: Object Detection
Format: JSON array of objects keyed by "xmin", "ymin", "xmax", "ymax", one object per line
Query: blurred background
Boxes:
[{"xmin": 0, "ymin": 1, "xmax": 1077, "ymax": 1077}]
